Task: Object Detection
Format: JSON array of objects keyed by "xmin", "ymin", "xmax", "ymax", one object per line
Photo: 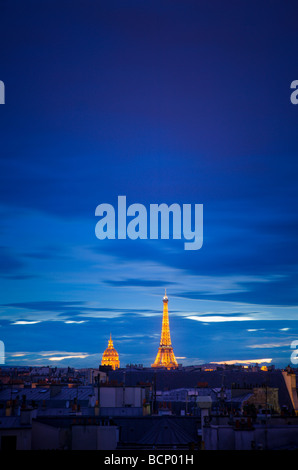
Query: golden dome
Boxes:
[{"xmin": 101, "ymin": 333, "xmax": 120, "ymax": 370}]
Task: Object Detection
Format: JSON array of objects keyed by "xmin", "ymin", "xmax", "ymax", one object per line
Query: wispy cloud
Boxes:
[
  {"xmin": 64, "ymin": 320, "xmax": 87, "ymax": 324},
  {"xmin": 247, "ymin": 342, "xmax": 290, "ymax": 349},
  {"xmin": 5, "ymin": 350, "xmax": 95, "ymax": 364},
  {"xmin": 48, "ymin": 354, "xmax": 89, "ymax": 361},
  {"xmin": 247, "ymin": 328, "xmax": 265, "ymax": 332},
  {"xmin": 186, "ymin": 315, "xmax": 253, "ymax": 323}
]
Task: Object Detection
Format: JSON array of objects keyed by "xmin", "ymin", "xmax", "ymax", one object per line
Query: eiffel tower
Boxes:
[{"xmin": 151, "ymin": 290, "xmax": 178, "ymax": 370}]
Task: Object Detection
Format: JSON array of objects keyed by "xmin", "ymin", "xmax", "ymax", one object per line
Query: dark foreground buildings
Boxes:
[{"xmin": 1, "ymin": 364, "xmax": 298, "ymax": 450}]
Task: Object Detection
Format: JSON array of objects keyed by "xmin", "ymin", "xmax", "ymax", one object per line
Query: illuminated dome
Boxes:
[{"xmin": 101, "ymin": 333, "xmax": 120, "ymax": 370}]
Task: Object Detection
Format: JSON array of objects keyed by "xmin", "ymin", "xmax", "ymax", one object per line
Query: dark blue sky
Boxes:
[{"xmin": 1, "ymin": 1, "xmax": 298, "ymax": 368}]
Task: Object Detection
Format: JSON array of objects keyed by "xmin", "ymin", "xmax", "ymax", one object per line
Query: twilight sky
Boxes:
[{"xmin": 1, "ymin": 1, "xmax": 298, "ymax": 368}]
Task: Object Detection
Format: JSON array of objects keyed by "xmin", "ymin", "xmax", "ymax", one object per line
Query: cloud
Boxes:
[
  {"xmin": 175, "ymin": 272, "xmax": 298, "ymax": 307},
  {"xmin": 4, "ymin": 300, "xmax": 86, "ymax": 311},
  {"xmin": 1, "ymin": 299, "xmax": 161, "ymax": 321},
  {"xmin": 1, "ymin": 300, "xmax": 90, "ymax": 322},
  {"xmin": 64, "ymin": 320, "xmax": 87, "ymax": 324},
  {"xmin": 186, "ymin": 315, "xmax": 253, "ymax": 323},
  {"xmin": 36, "ymin": 350, "xmax": 94, "ymax": 360},
  {"xmin": 247, "ymin": 328, "xmax": 265, "ymax": 332},
  {"xmin": 12, "ymin": 320, "xmax": 41, "ymax": 325},
  {"xmin": 48, "ymin": 354, "xmax": 89, "ymax": 361},
  {"xmin": 5, "ymin": 350, "xmax": 92, "ymax": 361},
  {"xmin": 247, "ymin": 342, "xmax": 289, "ymax": 349}
]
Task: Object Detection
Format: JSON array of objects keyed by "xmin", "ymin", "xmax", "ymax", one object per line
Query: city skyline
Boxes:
[
  {"xmin": 1, "ymin": 2, "xmax": 298, "ymax": 370},
  {"xmin": 1, "ymin": 288, "xmax": 296, "ymax": 369}
]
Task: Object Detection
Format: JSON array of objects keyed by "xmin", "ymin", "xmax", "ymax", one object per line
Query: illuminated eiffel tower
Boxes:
[{"xmin": 151, "ymin": 290, "xmax": 178, "ymax": 370}]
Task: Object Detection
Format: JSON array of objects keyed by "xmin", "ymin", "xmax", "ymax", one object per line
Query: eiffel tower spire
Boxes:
[{"xmin": 151, "ymin": 290, "xmax": 178, "ymax": 369}]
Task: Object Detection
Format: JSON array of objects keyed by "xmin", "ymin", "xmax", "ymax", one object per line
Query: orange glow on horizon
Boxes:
[{"xmin": 210, "ymin": 358, "xmax": 272, "ymax": 365}]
